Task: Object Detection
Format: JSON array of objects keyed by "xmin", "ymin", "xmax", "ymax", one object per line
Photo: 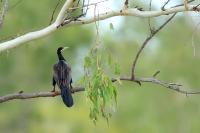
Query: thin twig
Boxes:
[
  {"xmin": 134, "ymin": 77, "xmax": 200, "ymax": 95},
  {"xmin": 193, "ymin": 3, "xmax": 200, "ymax": 11},
  {"xmin": 68, "ymin": 0, "xmax": 108, "ymax": 10},
  {"xmin": 171, "ymin": 0, "xmax": 194, "ymax": 8},
  {"xmin": 85, "ymin": 0, "xmax": 90, "ymax": 16},
  {"xmin": 191, "ymin": 21, "xmax": 200, "ymax": 56},
  {"xmin": 148, "ymin": 0, "xmax": 153, "ymax": 33},
  {"xmin": 131, "ymin": 13, "xmax": 177, "ymax": 80},
  {"xmin": 94, "ymin": 3, "xmax": 100, "ymax": 37},
  {"xmin": 9, "ymin": 0, "xmax": 24, "ymax": 10},
  {"xmin": 49, "ymin": 0, "xmax": 63, "ymax": 25},
  {"xmin": 0, "ymin": 0, "xmax": 9, "ymax": 28},
  {"xmin": 153, "ymin": 70, "xmax": 160, "ymax": 77},
  {"xmin": 161, "ymin": 0, "xmax": 170, "ymax": 11}
]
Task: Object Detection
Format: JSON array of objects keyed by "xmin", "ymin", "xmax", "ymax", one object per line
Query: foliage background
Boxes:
[{"xmin": 0, "ymin": 0, "xmax": 200, "ymax": 133}]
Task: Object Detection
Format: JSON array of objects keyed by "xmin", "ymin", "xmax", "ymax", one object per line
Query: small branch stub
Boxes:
[{"xmin": 124, "ymin": 0, "xmax": 128, "ymax": 9}]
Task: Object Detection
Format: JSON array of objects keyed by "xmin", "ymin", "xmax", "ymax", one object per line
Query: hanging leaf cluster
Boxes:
[{"xmin": 83, "ymin": 46, "xmax": 121, "ymax": 124}]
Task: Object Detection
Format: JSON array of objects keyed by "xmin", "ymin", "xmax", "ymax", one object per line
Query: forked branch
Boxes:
[{"xmin": 131, "ymin": 13, "xmax": 177, "ymax": 80}]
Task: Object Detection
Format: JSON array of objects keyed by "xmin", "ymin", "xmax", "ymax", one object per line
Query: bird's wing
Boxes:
[
  {"xmin": 53, "ymin": 64, "xmax": 59, "ymax": 84},
  {"xmin": 53, "ymin": 61, "xmax": 72, "ymax": 87}
]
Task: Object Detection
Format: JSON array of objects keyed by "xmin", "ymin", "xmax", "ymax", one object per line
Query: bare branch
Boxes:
[
  {"xmin": 148, "ymin": 0, "xmax": 153, "ymax": 33},
  {"xmin": 49, "ymin": 0, "xmax": 63, "ymax": 25},
  {"xmin": 124, "ymin": 0, "xmax": 128, "ymax": 9},
  {"xmin": 55, "ymin": 0, "xmax": 74, "ymax": 25},
  {"xmin": 1, "ymin": 75, "xmax": 200, "ymax": 103},
  {"xmin": 0, "ymin": 0, "xmax": 9, "ymax": 29},
  {"xmin": 135, "ymin": 77, "xmax": 200, "ymax": 95},
  {"xmin": 172, "ymin": 0, "xmax": 194, "ymax": 8},
  {"xmin": 153, "ymin": 70, "xmax": 160, "ymax": 77},
  {"xmin": 9, "ymin": 0, "xmax": 24, "ymax": 10},
  {"xmin": 68, "ymin": 0, "xmax": 108, "ymax": 10},
  {"xmin": 0, "ymin": 86, "xmax": 84, "ymax": 103},
  {"xmin": 0, "ymin": 0, "xmax": 74, "ymax": 52},
  {"xmin": 191, "ymin": 21, "xmax": 200, "ymax": 56},
  {"xmin": 131, "ymin": 13, "xmax": 177, "ymax": 80},
  {"xmin": 161, "ymin": 0, "xmax": 170, "ymax": 11},
  {"xmin": 0, "ymin": 4, "xmax": 200, "ymax": 52},
  {"xmin": 113, "ymin": 76, "xmax": 200, "ymax": 95}
]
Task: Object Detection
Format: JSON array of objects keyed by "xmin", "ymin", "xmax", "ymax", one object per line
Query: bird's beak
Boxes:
[{"xmin": 61, "ymin": 47, "xmax": 69, "ymax": 52}]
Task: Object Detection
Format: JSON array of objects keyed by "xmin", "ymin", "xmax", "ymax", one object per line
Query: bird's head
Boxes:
[{"xmin": 57, "ymin": 47, "xmax": 69, "ymax": 54}]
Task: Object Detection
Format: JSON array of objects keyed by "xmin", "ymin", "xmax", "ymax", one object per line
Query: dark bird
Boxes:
[{"xmin": 52, "ymin": 47, "xmax": 73, "ymax": 107}]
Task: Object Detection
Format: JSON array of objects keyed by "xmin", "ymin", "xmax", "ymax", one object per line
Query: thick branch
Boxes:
[
  {"xmin": 55, "ymin": 0, "xmax": 74, "ymax": 25},
  {"xmin": 63, "ymin": 5, "xmax": 198, "ymax": 26},
  {"xmin": 1, "ymin": 76, "xmax": 200, "ymax": 103},
  {"xmin": 0, "ymin": 0, "xmax": 74, "ymax": 52},
  {"xmin": 0, "ymin": 4, "xmax": 200, "ymax": 52}
]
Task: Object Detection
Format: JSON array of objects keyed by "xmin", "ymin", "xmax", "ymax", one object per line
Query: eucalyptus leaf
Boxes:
[{"xmin": 83, "ymin": 43, "xmax": 121, "ymax": 123}]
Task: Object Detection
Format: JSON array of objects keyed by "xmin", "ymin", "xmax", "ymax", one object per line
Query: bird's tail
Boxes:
[{"xmin": 60, "ymin": 86, "xmax": 73, "ymax": 107}]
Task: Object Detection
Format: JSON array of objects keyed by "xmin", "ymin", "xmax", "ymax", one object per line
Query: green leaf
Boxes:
[
  {"xmin": 83, "ymin": 43, "xmax": 121, "ymax": 124},
  {"xmin": 114, "ymin": 62, "xmax": 121, "ymax": 75},
  {"xmin": 113, "ymin": 88, "xmax": 118, "ymax": 104},
  {"xmin": 109, "ymin": 23, "xmax": 114, "ymax": 31},
  {"xmin": 84, "ymin": 56, "xmax": 92, "ymax": 68}
]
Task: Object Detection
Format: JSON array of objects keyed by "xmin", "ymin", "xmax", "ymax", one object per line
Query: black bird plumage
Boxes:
[{"xmin": 52, "ymin": 47, "xmax": 73, "ymax": 107}]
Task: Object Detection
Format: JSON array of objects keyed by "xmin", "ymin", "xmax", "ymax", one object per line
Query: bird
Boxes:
[{"xmin": 52, "ymin": 47, "xmax": 74, "ymax": 107}]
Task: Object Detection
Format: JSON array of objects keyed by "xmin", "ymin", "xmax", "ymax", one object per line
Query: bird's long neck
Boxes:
[{"xmin": 57, "ymin": 52, "xmax": 66, "ymax": 61}]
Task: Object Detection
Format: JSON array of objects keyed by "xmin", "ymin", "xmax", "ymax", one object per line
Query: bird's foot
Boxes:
[
  {"xmin": 70, "ymin": 86, "xmax": 74, "ymax": 93},
  {"xmin": 52, "ymin": 91, "xmax": 60, "ymax": 96},
  {"xmin": 71, "ymin": 89, "xmax": 74, "ymax": 93},
  {"xmin": 51, "ymin": 88, "xmax": 55, "ymax": 92}
]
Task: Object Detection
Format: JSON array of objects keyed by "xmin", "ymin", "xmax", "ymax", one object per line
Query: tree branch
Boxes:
[
  {"xmin": 0, "ymin": 4, "xmax": 200, "ymax": 52},
  {"xmin": 0, "ymin": 0, "xmax": 9, "ymax": 29},
  {"xmin": 55, "ymin": 0, "xmax": 74, "ymax": 25},
  {"xmin": 1, "ymin": 75, "xmax": 200, "ymax": 103},
  {"xmin": 161, "ymin": 0, "xmax": 170, "ymax": 11},
  {"xmin": 49, "ymin": 0, "xmax": 62, "ymax": 25},
  {"xmin": 131, "ymin": 13, "xmax": 177, "ymax": 80},
  {"xmin": 136, "ymin": 77, "xmax": 200, "ymax": 95},
  {"xmin": 0, "ymin": 0, "xmax": 74, "ymax": 52},
  {"xmin": 0, "ymin": 86, "xmax": 84, "ymax": 103},
  {"xmin": 172, "ymin": 0, "xmax": 194, "ymax": 8}
]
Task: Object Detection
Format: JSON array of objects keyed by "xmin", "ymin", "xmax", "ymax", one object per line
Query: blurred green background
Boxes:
[{"xmin": 1, "ymin": 0, "xmax": 200, "ymax": 133}]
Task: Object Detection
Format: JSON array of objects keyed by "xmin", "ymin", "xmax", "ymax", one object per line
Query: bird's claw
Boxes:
[
  {"xmin": 51, "ymin": 88, "xmax": 55, "ymax": 92},
  {"xmin": 51, "ymin": 91, "xmax": 59, "ymax": 96}
]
